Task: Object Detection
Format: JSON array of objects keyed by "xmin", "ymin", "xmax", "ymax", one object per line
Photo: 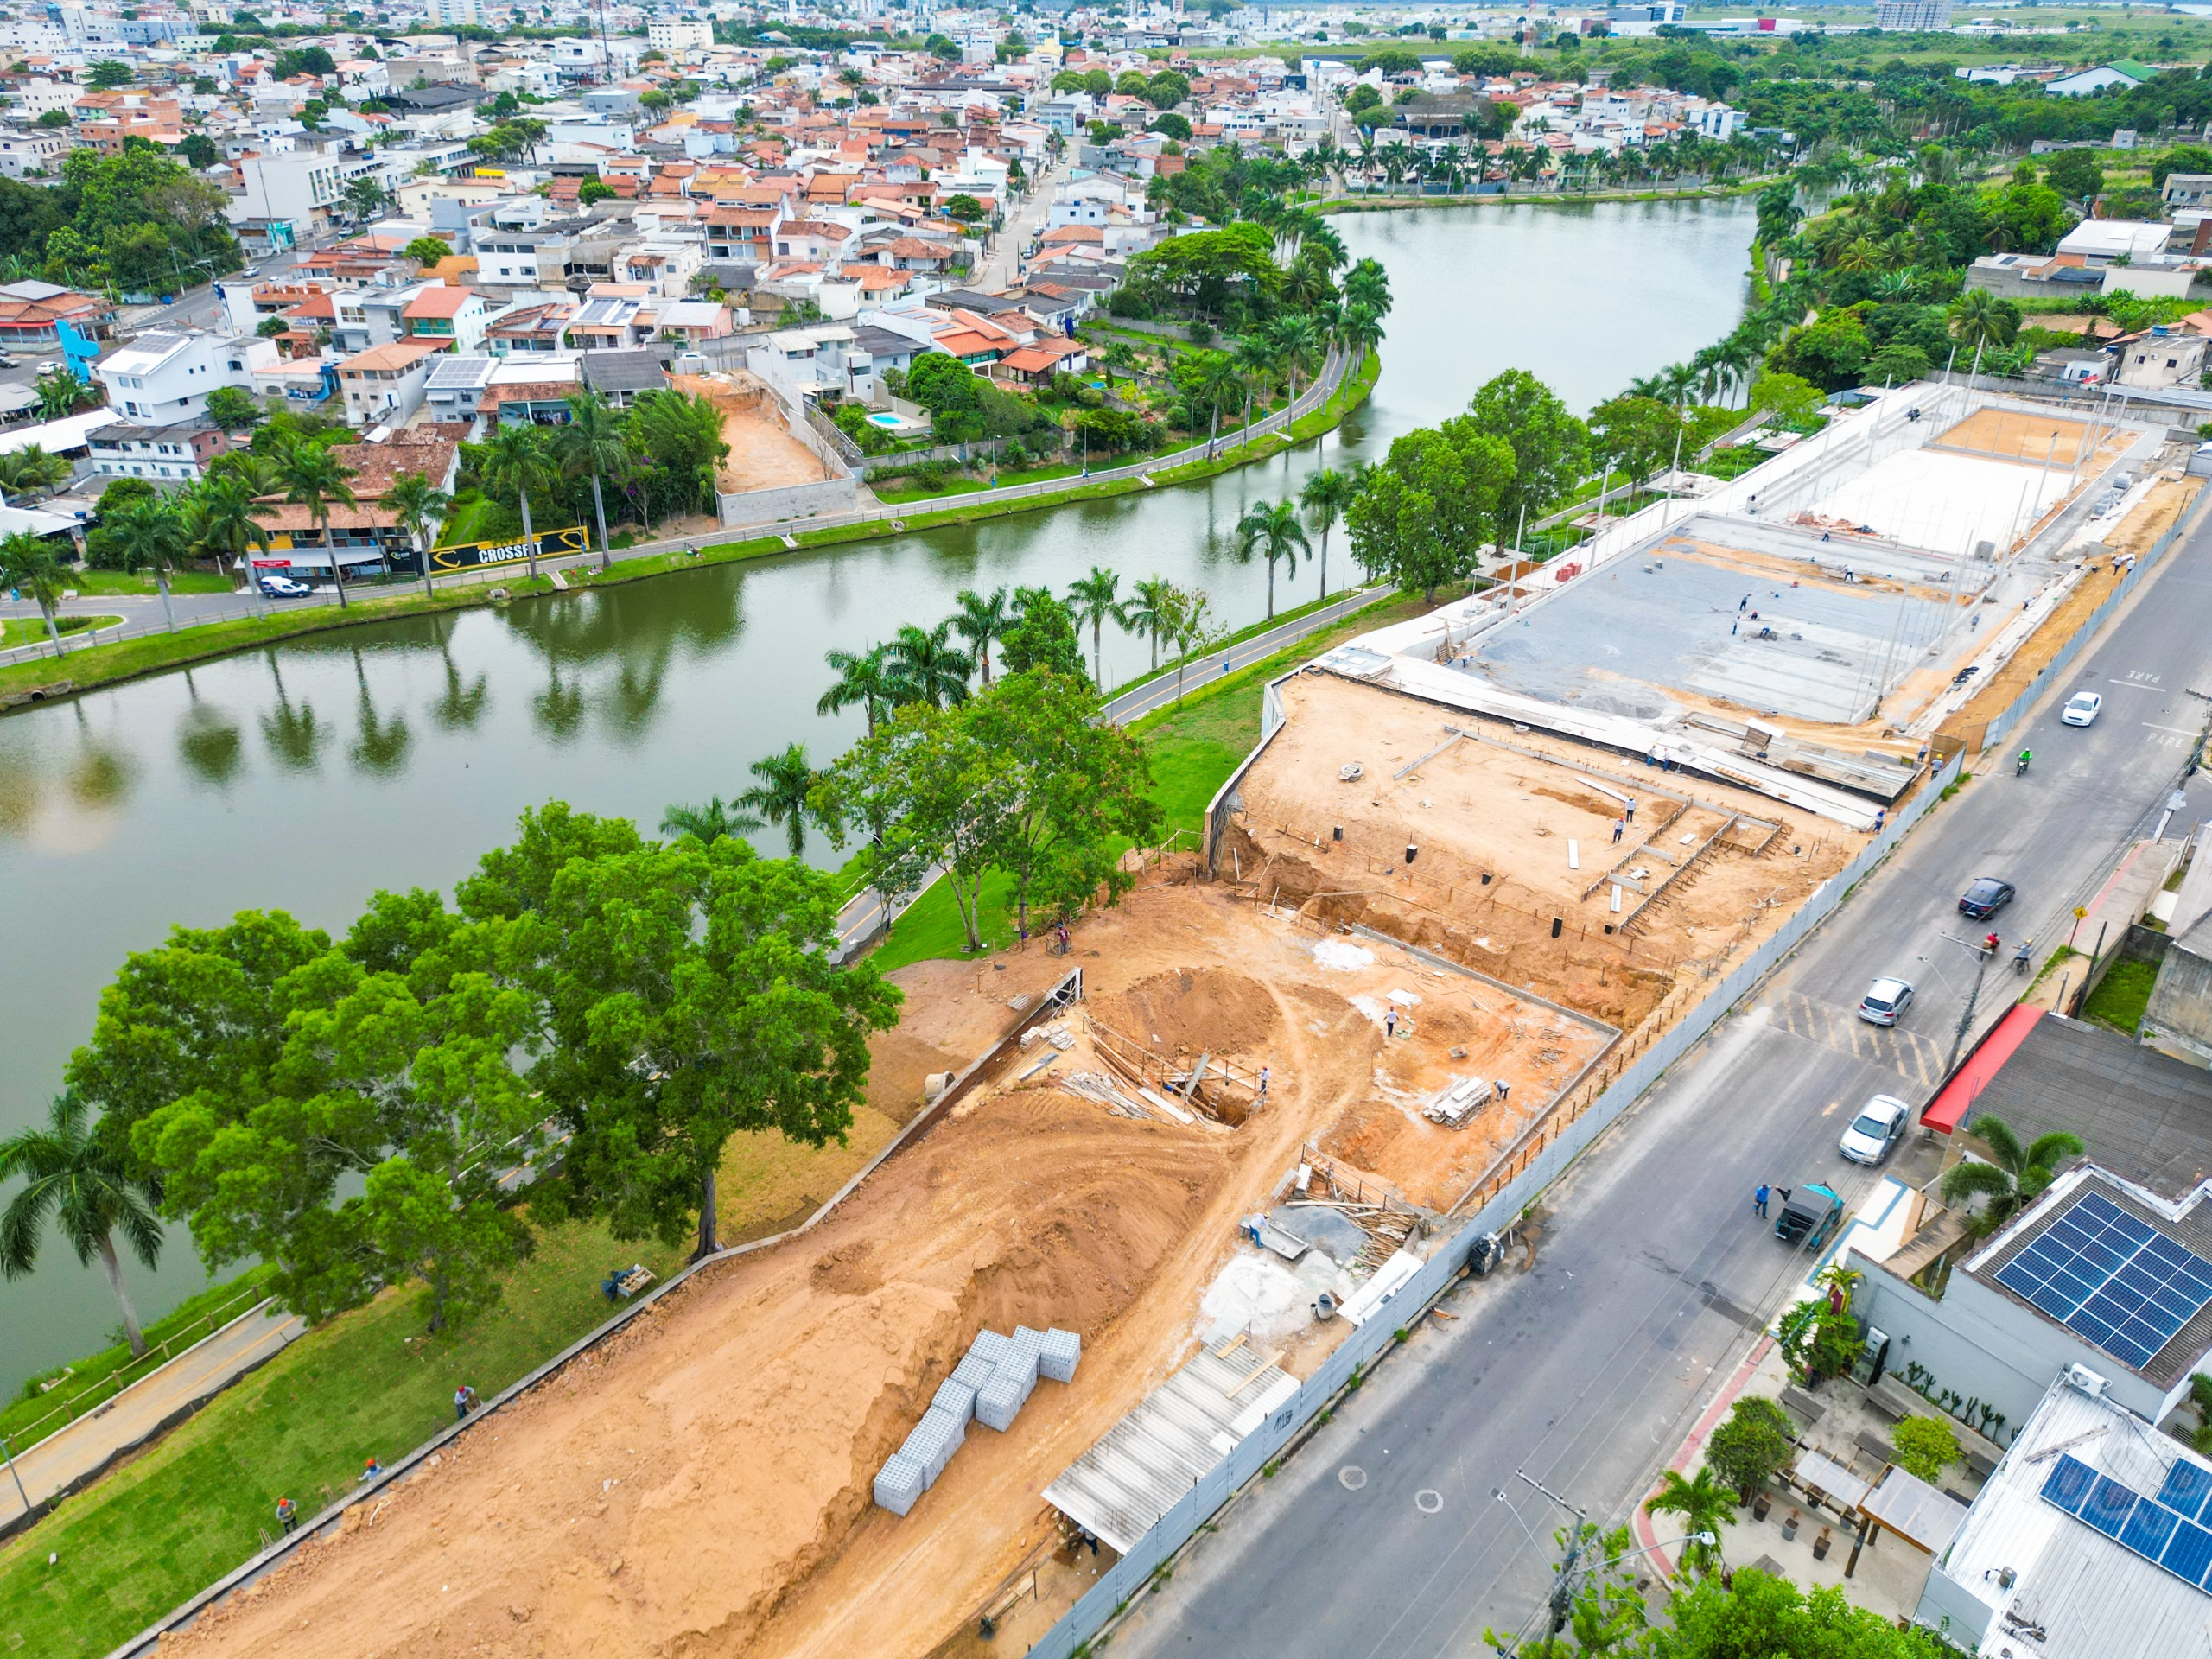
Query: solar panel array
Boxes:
[
  {"xmin": 1991, "ymin": 1192, "xmax": 2212, "ymax": 1370},
  {"xmin": 2040, "ymin": 1452, "xmax": 2212, "ymax": 1593}
]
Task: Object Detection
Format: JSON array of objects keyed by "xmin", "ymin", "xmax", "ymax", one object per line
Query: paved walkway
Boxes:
[
  {"xmin": 975, "ymin": 158, "xmax": 1064, "ymax": 292},
  {"xmin": 0, "ymin": 1301, "xmax": 303, "ymax": 1530}
]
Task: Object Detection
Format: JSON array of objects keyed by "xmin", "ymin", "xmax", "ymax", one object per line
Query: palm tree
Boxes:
[
  {"xmin": 818, "ymin": 644, "xmax": 897, "ymax": 737},
  {"xmin": 1338, "ymin": 302, "xmax": 1386, "ymax": 365},
  {"xmin": 106, "ymin": 494, "xmax": 189, "ymax": 633},
  {"xmin": 735, "ymin": 741, "xmax": 821, "ymax": 860},
  {"xmin": 31, "ymin": 367, "xmax": 88, "ymax": 423},
  {"xmin": 182, "ymin": 474, "xmax": 270, "ymax": 575},
  {"xmin": 1236, "ymin": 499, "xmax": 1309, "ymax": 620},
  {"xmin": 1121, "ymin": 575, "xmax": 1176, "ymax": 671},
  {"xmin": 1268, "ymin": 312, "xmax": 1325, "ymax": 404},
  {"xmin": 1647, "ymin": 1466, "xmax": 1732, "ymax": 1578},
  {"xmin": 1232, "ymin": 332, "xmax": 1278, "ymax": 442},
  {"xmin": 1948, "ymin": 287, "xmax": 2019, "ymax": 355},
  {"xmin": 1941, "ymin": 1114, "xmax": 2084, "ymax": 1236},
  {"xmin": 1300, "ymin": 467, "xmax": 1359, "ymax": 600},
  {"xmin": 659, "ymin": 796, "xmax": 761, "ymax": 844},
  {"xmin": 555, "ymin": 390, "xmax": 629, "ymax": 572},
  {"xmin": 1191, "ymin": 351, "xmax": 1241, "ymax": 459},
  {"xmin": 1065, "ymin": 565, "xmax": 1122, "ymax": 690},
  {"xmin": 884, "ymin": 620, "xmax": 973, "ymax": 707},
  {"xmin": 477, "ymin": 422, "xmax": 557, "ymax": 583},
  {"xmin": 385, "ymin": 470, "xmax": 452, "ymax": 600},
  {"xmin": 0, "ymin": 529, "xmax": 68, "ymax": 653},
  {"xmin": 949, "ymin": 586, "xmax": 1013, "ymax": 686},
  {"xmin": 0, "ymin": 443, "xmax": 72, "ymax": 498},
  {"xmin": 0, "ymin": 1090, "xmax": 163, "ymax": 1357},
  {"xmin": 276, "ymin": 439, "xmax": 360, "ymax": 608}
]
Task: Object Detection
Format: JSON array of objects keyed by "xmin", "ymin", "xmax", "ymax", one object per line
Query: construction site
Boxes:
[
  {"xmin": 143, "ymin": 382, "xmax": 2208, "ymax": 1659},
  {"xmin": 666, "ymin": 369, "xmax": 858, "ymax": 526}
]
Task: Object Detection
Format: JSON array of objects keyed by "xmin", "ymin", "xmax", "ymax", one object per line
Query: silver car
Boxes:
[
  {"xmin": 1858, "ymin": 976, "xmax": 1915, "ymax": 1027},
  {"xmin": 1840, "ymin": 1094, "xmax": 1910, "ymax": 1165}
]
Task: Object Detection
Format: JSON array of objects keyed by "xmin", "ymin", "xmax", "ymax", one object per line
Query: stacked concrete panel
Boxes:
[
  {"xmin": 874, "ymin": 1452, "xmax": 927, "ymax": 1516},
  {"xmin": 1038, "ymin": 1327, "xmax": 1082, "ymax": 1384},
  {"xmin": 874, "ymin": 1325, "xmax": 1084, "ymax": 1513},
  {"xmin": 932, "ymin": 1377, "xmax": 977, "ymax": 1422}
]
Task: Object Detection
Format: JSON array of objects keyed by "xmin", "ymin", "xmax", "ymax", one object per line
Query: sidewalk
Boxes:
[{"xmin": 0, "ymin": 1301, "xmax": 303, "ymax": 1535}]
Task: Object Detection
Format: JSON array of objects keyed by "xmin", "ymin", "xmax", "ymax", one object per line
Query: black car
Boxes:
[{"xmin": 1958, "ymin": 876, "xmax": 2016, "ymax": 920}]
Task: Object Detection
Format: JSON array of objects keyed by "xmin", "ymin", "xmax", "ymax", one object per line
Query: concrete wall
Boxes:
[
  {"xmin": 716, "ymin": 475, "xmax": 857, "ymax": 527},
  {"xmin": 1847, "ymin": 1255, "xmax": 2156, "ymax": 1442},
  {"xmin": 2144, "ymin": 939, "xmax": 2212, "ymax": 1068}
]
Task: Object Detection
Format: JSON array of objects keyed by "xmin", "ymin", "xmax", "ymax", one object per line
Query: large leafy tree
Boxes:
[
  {"xmin": 0, "ymin": 1090, "xmax": 164, "ymax": 1357},
  {"xmin": 459, "ymin": 805, "xmax": 900, "ymax": 1260},
  {"xmin": 1940, "ymin": 1112, "xmax": 2083, "ymax": 1236},
  {"xmin": 1346, "ymin": 421, "xmax": 1514, "ymax": 601},
  {"xmin": 1465, "ymin": 370, "xmax": 1588, "ymax": 558},
  {"xmin": 1589, "ymin": 394, "xmax": 1688, "ymax": 486},
  {"xmin": 1001, "ymin": 587, "xmax": 1087, "ymax": 681}
]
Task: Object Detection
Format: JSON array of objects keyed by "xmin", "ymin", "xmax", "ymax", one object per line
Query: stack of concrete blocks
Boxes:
[{"xmin": 874, "ymin": 1325, "xmax": 1084, "ymax": 1514}]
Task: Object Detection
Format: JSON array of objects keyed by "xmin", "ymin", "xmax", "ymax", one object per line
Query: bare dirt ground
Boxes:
[
  {"xmin": 159, "ymin": 887, "xmax": 1436, "ymax": 1659},
  {"xmin": 667, "ymin": 372, "xmax": 828, "ymax": 493},
  {"xmin": 1929, "ymin": 405, "xmax": 2099, "ymax": 466},
  {"xmin": 1941, "ymin": 475, "xmax": 2202, "ymax": 749},
  {"xmin": 1224, "ymin": 674, "xmax": 1862, "ymax": 1020}
]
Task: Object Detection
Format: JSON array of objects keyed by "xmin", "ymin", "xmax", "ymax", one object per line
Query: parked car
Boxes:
[
  {"xmin": 1858, "ymin": 976, "xmax": 1916, "ymax": 1027},
  {"xmin": 1775, "ymin": 1183, "xmax": 1844, "ymax": 1250},
  {"xmin": 1840, "ymin": 1095, "xmax": 1910, "ymax": 1166},
  {"xmin": 258, "ymin": 574, "xmax": 312, "ymax": 599},
  {"xmin": 1958, "ymin": 876, "xmax": 2016, "ymax": 920},
  {"xmin": 2062, "ymin": 691, "xmax": 2103, "ymax": 728}
]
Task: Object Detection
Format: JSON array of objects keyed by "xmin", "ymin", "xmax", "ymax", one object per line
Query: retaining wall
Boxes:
[{"xmin": 715, "ymin": 474, "xmax": 858, "ymax": 527}]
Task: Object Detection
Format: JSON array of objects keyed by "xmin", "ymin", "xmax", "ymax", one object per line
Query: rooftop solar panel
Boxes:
[
  {"xmin": 1993, "ymin": 1193, "xmax": 2212, "ymax": 1372},
  {"xmin": 2159, "ymin": 1459, "xmax": 2212, "ymax": 1522},
  {"xmin": 2040, "ymin": 1452, "xmax": 2212, "ymax": 1594}
]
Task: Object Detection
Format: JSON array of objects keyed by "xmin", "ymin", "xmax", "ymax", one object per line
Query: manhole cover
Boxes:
[
  {"xmin": 1338, "ymin": 1465, "xmax": 1368, "ymax": 1491},
  {"xmin": 1416, "ymin": 1489, "xmax": 1444, "ymax": 1514}
]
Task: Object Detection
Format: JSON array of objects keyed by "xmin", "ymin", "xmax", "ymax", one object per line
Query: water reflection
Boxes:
[
  {"xmin": 533, "ymin": 663, "xmax": 586, "ymax": 741},
  {"xmin": 259, "ymin": 653, "xmax": 329, "ymax": 772},
  {"xmin": 430, "ymin": 622, "xmax": 490, "ymax": 734},
  {"xmin": 347, "ymin": 648, "xmax": 412, "ymax": 776},
  {"xmin": 176, "ymin": 670, "xmax": 245, "ymax": 788}
]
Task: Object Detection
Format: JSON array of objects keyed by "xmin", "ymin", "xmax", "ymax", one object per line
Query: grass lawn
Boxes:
[
  {"xmin": 2082, "ymin": 957, "xmax": 2159, "ymax": 1037},
  {"xmin": 0, "ymin": 615, "xmax": 119, "ymax": 649},
  {"xmin": 0, "ymin": 1096, "xmax": 904, "ymax": 1659},
  {"xmin": 63, "ymin": 569, "xmax": 233, "ymax": 597}
]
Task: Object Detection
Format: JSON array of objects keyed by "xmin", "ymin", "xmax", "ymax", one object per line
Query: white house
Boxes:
[
  {"xmin": 92, "ymin": 330, "xmax": 276, "ymax": 425},
  {"xmin": 2056, "ymin": 218, "xmax": 2174, "ymax": 266}
]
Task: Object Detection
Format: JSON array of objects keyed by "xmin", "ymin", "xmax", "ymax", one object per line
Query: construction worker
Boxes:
[{"xmin": 276, "ymin": 1496, "xmax": 297, "ymax": 1535}]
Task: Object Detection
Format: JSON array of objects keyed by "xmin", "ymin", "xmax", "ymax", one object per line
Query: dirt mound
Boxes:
[{"xmin": 1093, "ymin": 969, "xmax": 1283, "ymax": 1062}]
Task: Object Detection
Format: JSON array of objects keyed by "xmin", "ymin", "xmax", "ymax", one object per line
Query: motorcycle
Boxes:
[{"xmin": 2016, "ymin": 751, "xmax": 2031, "ymax": 777}]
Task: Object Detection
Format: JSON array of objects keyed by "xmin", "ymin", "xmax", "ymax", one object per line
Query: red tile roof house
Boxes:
[
  {"xmin": 399, "ymin": 283, "xmax": 490, "ymax": 353},
  {"xmin": 992, "ymin": 335, "xmax": 1090, "ymax": 386},
  {"xmin": 0, "ymin": 281, "xmax": 113, "ymax": 346}
]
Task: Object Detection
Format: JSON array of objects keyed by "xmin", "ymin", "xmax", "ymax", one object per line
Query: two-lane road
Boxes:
[{"xmin": 1116, "ymin": 516, "xmax": 2212, "ymax": 1657}]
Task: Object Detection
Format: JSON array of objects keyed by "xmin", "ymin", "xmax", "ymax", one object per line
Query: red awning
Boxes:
[{"xmin": 1922, "ymin": 1005, "xmax": 2044, "ymax": 1134}]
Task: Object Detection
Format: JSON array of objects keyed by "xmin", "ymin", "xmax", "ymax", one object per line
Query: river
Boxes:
[{"xmin": 0, "ymin": 196, "xmax": 1753, "ymax": 1392}]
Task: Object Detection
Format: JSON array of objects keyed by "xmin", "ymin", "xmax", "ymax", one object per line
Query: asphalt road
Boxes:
[{"xmin": 1113, "ymin": 515, "xmax": 2212, "ymax": 1656}]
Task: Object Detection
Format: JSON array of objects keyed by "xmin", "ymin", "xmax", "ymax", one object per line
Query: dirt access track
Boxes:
[{"xmin": 165, "ymin": 881, "xmax": 1562, "ymax": 1659}]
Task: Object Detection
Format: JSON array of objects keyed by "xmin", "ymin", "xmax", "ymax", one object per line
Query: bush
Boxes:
[
  {"xmin": 1107, "ymin": 287, "xmax": 1154, "ymax": 320},
  {"xmin": 1705, "ymin": 1396, "xmax": 1796, "ymax": 1500},
  {"xmin": 1892, "ymin": 1414, "xmax": 1961, "ymax": 1484}
]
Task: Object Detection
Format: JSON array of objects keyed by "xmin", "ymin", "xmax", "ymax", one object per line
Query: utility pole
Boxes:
[
  {"xmin": 1939, "ymin": 930, "xmax": 1997, "ymax": 1077},
  {"xmin": 1516, "ymin": 1470, "xmax": 1587, "ymax": 1637}
]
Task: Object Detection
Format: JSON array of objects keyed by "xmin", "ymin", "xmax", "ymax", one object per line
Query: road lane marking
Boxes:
[
  {"xmin": 1338, "ymin": 1465, "xmax": 1368, "ymax": 1491},
  {"xmin": 2144, "ymin": 723, "xmax": 2200, "ymax": 736}
]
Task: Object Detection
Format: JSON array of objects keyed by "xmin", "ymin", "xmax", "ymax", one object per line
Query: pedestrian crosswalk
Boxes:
[{"xmin": 1759, "ymin": 990, "xmax": 1948, "ymax": 1091}]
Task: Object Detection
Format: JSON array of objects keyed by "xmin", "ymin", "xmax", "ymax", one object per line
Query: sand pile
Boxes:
[{"xmin": 1092, "ymin": 968, "xmax": 1283, "ymax": 1063}]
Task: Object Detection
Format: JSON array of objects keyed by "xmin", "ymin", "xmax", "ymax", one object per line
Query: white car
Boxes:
[
  {"xmin": 258, "ymin": 574, "xmax": 312, "ymax": 598},
  {"xmin": 2061, "ymin": 691, "xmax": 2102, "ymax": 728},
  {"xmin": 1840, "ymin": 1094, "xmax": 1910, "ymax": 1166}
]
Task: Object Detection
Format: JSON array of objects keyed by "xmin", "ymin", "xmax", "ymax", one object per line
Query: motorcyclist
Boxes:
[
  {"xmin": 2018, "ymin": 747, "xmax": 2033, "ymax": 773},
  {"xmin": 1985, "ymin": 931, "xmax": 2002, "ymax": 957},
  {"xmin": 2015, "ymin": 938, "xmax": 2033, "ymax": 974}
]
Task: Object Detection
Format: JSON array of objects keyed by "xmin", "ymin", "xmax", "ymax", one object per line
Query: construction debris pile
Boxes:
[
  {"xmin": 874, "ymin": 1325, "xmax": 1084, "ymax": 1516},
  {"xmin": 1422, "ymin": 1075, "xmax": 1495, "ymax": 1129}
]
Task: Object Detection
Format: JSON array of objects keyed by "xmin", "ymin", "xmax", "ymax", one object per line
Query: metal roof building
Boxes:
[{"xmin": 1920, "ymin": 1373, "xmax": 2212, "ymax": 1656}]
